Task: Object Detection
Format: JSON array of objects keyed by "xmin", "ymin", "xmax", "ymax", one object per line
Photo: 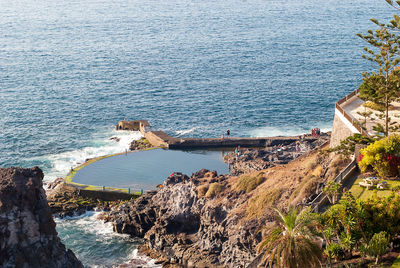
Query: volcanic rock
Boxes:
[{"xmin": 0, "ymin": 167, "xmax": 83, "ymax": 268}]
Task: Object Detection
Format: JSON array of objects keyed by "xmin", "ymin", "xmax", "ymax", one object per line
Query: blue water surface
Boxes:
[
  {"xmin": 0, "ymin": 0, "xmax": 396, "ymax": 173},
  {"xmin": 72, "ymin": 149, "xmax": 229, "ymax": 190}
]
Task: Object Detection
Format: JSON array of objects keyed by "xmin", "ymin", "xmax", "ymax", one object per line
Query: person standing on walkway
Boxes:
[{"xmin": 226, "ymin": 129, "xmax": 230, "ymax": 137}]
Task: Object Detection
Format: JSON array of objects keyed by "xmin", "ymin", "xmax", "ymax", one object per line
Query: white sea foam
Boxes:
[
  {"xmin": 56, "ymin": 211, "xmax": 125, "ymax": 238},
  {"xmin": 175, "ymin": 126, "xmax": 200, "ymax": 136},
  {"xmin": 56, "ymin": 211, "xmax": 160, "ymax": 267},
  {"xmin": 123, "ymin": 249, "xmax": 162, "ymax": 268},
  {"xmin": 248, "ymin": 124, "xmax": 332, "ymax": 137},
  {"xmin": 34, "ymin": 129, "xmax": 142, "ymax": 182}
]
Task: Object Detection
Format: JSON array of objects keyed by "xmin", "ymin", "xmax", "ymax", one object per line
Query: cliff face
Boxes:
[{"xmin": 0, "ymin": 167, "xmax": 83, "ymax": 268}]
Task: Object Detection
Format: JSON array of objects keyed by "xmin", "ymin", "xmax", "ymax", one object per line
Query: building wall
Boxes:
[{"xmin": 330, "ymin": 109, "xmax": 358, "ymax": 148}]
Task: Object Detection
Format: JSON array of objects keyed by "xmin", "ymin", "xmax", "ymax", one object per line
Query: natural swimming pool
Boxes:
[{"xmin": 72, "ymin": 149, "xmax": 230, "ymax": 191}]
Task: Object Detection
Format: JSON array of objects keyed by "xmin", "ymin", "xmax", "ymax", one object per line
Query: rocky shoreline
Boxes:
[
  {"xmin": 0, "ymin": 133, "xmax": 345, "ymax": 267},
  {"xmin": 99, "ymin": 170, "xmax": 260, "ymax": 267},
  {"xmin": 0, "ymin": 167, "xmax": 83, "ymax": 268},
  {"xmin": 225, "ymin": 133, "xmax": 330, "ymax": 175},
  {"xmin": 93, "ymin": 135, "xmax": 343, "ymax": 267}
]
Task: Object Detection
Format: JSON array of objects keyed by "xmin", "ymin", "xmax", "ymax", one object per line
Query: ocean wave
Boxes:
[
  {"xmin": 248, "ymin": 124, "xmax": 332, "ymax": 138},
  {"xmin": 56, "ymin": 211, "xmax": 160, "ymax": 268},
  {"xmin": 123, "ymin": 249, "xmax": 161, "ymax": 268},
  {"xmin": 175, "ymin": 127, "xmax": 200, "ymax": 137},
  {"xmin": 30, "ymin": 129, "xmax": 142, "ymax": 182}
]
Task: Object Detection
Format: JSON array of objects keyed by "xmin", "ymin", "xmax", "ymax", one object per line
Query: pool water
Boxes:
[{"xmin": 72, "ymin": 149, "xmax": 230, "ymax": 190}]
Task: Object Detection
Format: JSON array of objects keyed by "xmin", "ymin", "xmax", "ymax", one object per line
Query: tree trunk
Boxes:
[{"xmin": 386, "ymin": 94, "xmax": 389, "ymax": 136}]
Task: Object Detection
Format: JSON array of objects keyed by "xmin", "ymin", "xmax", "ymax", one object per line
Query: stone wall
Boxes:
[
  {"xmin": 144, "ymin": 131, "xmax": 171, "ymax": 148},
  {"xmin": 77, "ymin": 188, "xmax": 136, "ymax": 201},
  {"xmin": 117, "ymin": 120, "xmax": 150, "ymax": 132},
  {"xmin": 330, "ymin": 109, "xmax": 357, "ymax": 148}
]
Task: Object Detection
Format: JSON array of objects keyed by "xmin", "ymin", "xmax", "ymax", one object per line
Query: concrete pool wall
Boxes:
[{"xmin": 63, "ymin": 148, "xmax": 230, "ymax": 199}]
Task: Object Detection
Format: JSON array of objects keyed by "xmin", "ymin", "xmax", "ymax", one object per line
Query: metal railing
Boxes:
[
  {"xmin": 65, "ymin": 181, "xmax": 144, "ymax": 196},
  {"xmin": 310, "ymin": 159, "xmax": 358, "ymax": 212},
  {"xmin": 335, "ymin": 89, "xmax": 369, "ymax": 137}
]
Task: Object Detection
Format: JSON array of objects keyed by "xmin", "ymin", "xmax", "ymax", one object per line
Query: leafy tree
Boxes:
[
  {"xmin": 327, "ymin": 133, "xmax": 375, "ymax": 156},
  {"xmin": 257, "ymin": 207, "xmax": 322, "ymax": 268},
  {"xmin": 357, "ymin": 22, "xmax": 400, "ymax": 136},
  {"xmin": 320, "ymin": 192, "xmax": 369, "ymax": 258},
  {"xmin": 323, "ymin": 181, "xmax": 342, "ymax": 205},
  {"xmin": 362, "ymin": 231, "xmax": 390, "ymax": 264},
  {"xmin": 358, "ymin": 134, "xmax": 400, "ymax": 177},
  {"xmin": 385, "ymin": 0, "xmax": 400, "ymax": 10},
  {"xmin": 356, "ymin": 107, "xmax": 373, "ymax": 131}
]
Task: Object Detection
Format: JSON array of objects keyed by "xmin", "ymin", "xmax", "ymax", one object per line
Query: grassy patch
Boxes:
[
  {"xmin": 392, "ymin": 254, "xmax": 400, "ymax": 267},
  {"xmin": 197, "ymin": 184, "xmax": 209, "ymax": 198},
  {"xmin": 312, "ymin": 165, "xmax": 323, "ymax": 177},
  {"xmin": 247, "ymin": 188, "xmax": 283, "ymax": 218},
  {"xmin": 205, "ymin": 183, "xmax": 223, "ymax": 198},
  {"xmin": 234, "ymin": 172, "xmax": 265, "ymax": 193},
  {"xmin": 349, "ymin": 178, "xmax": 400, "ymax": 200}
]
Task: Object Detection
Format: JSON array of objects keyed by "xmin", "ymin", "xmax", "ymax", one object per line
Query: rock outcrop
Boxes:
[
  {"xmin": 0, "ymin": 167, "xmax": 83, "ymax": 268},
  {"xmin": 102, "ymin": 144, "xmax": 339, "ymax": 267},
  {"xmin": 104, "ymin": 171, "xmax": 262, "ymax": 267},
  {"xmin": 225, "ymin": 134, "xmax": 330, "ymax": 175}
]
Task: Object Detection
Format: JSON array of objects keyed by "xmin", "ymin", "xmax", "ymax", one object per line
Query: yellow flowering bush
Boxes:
[{"xmin": 358, "ymin": 135, "xmax": 400, "ymax": 177}]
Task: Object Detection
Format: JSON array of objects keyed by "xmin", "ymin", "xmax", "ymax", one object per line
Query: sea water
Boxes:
[
  {"xmin": 0, "ymin": 0, "xmax": 396, "ymax": 266},
  {"xmin": 55, "ymin": 211, "xmax": 160, "ymax": 267}
]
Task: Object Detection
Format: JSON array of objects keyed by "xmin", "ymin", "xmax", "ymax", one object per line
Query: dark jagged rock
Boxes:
[
  {"xmin": 0, "ymin": 167, "xmax": 83, "ymax": 268},
  {"xmin": 105, "ymin": 171, "xmax": 259, "ymax": 267},
  {"xmin": 164, "ymin": 172, "xmax": 190, "ymax": 186},
  {"xmin": 129, "ymin": 137, "xmax": 152, "ymax": 151},
  {"xmin": 225, "ymin": 134, "xmax": 330, "ymax": 175}
]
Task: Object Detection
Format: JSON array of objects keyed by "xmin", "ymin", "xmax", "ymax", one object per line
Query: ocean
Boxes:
[{"xmin": 0, "ymin": 0, "xmax": 395, "ymax": 266}]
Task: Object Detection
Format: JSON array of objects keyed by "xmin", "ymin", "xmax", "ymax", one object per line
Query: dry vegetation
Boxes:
[
  {"xmin": 227, "ymin": 147, "xmax": 351, "ymax": 220},
  {"xmin": 205, "ymin": 182, "xmax": 223, "ymax": 198},
  {"xmin": 193, "ymin": 145, "xmax": 351, "ymax": 224},
  {"xmin": 197, "ymin": 184, "xmax": 209, "ymax": 198},
  {"xmin": 246, "ymin": 188, "xmax": 283, "ymax": 218},
  {"xmin": 233, "ymin": 172, "xmax": 265, "ymax": 193}
]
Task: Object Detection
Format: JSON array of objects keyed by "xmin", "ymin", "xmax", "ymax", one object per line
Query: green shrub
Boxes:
[
  {"xmin": 327, "ymin": 134, "xmax": 375, "ymax": 156},
  {"xmin": 324, "ymin": 243, "xmax": 345, "ymax": 261},
  {"xmin": 205, "ymin": 183, "xmax": 223, "ymax": 198},
  {"xmin": 363, "ymin": 231, "xmax": 390, "ymax": 264},
  {"xmin": 362, "ymin": 101, "xmax": 386, "ymax": 112},
  {"xmin": 234, "ymin": 172, "xmax": 265, "ymax": 193},
  {"xmin": 323, "ymin": 181, "xmax": 342, "ymax": 204}
]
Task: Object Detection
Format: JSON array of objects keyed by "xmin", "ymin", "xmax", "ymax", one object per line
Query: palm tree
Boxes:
[{"xmin": 257, "ymin": 207, "xmax": 323, "ymax": 268}]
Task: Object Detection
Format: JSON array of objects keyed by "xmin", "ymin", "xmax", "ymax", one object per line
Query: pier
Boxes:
[{"xmin": 117, "ymin": 119, "xmax": 322, "ymax": 149}]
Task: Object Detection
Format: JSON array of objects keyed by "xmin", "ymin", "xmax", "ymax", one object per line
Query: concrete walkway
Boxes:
[
  {"xmin": 342, "ymin": 95, "xmax": 400, "ymax": 136},
  {"xmin": 144, "ymin": 130, "xmax": 322, "ymax": 149}
]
